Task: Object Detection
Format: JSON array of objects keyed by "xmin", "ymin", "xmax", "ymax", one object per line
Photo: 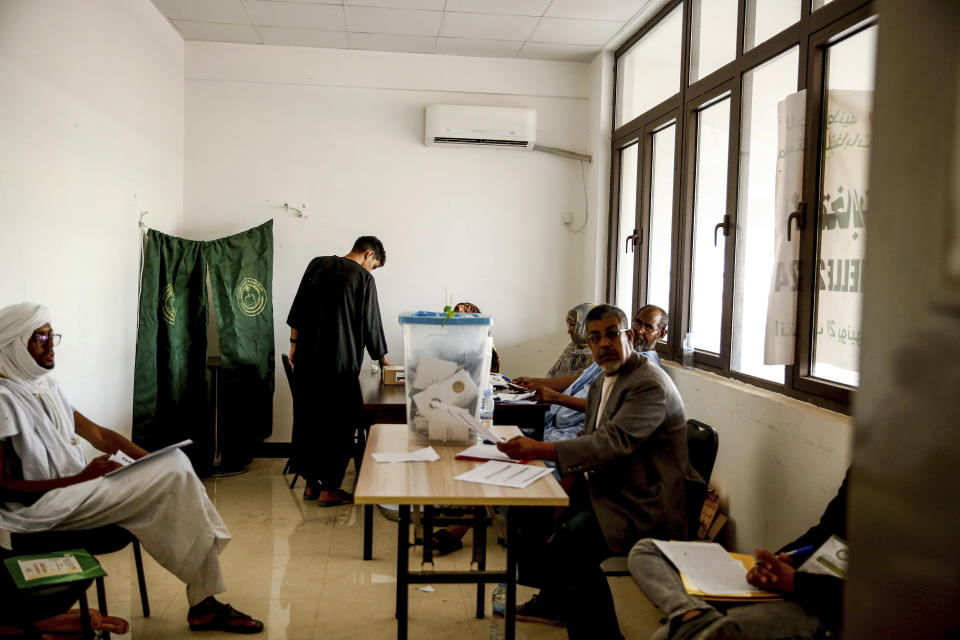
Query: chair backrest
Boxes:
[
  {"xmin": 281, "ymin": 353, "xmax": 294, "ymax": 391},
  {"xmin": 686, "ymin": 419, "xmax": 719, "ymax": 485}
]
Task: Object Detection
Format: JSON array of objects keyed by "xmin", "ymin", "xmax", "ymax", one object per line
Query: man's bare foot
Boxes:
[{"xmin": 188, "ymin": 597, "xmax": 263, "ymax": 634}]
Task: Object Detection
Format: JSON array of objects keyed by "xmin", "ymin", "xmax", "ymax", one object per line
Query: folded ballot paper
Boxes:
[{"xmin": 411, "ymin": 366, "xmax": 481, "ymax": 442}]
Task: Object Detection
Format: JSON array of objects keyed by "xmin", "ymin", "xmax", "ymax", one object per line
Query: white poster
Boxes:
[
  {"xmin": 764, "ymin": 90, "xmax": 805, "ymax": 365},
  {"xmin": 813, "ymin": 89, "xmax": 871, "ymax": 373},
  {"xmin": 765, "ymin": 90, "xmax": 872, "ymax": 372}
]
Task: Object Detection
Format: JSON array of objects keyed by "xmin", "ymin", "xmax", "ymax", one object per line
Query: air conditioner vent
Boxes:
[{"xmin": 425, "ymin": 105, "xmax": 536, "ymax": 151}]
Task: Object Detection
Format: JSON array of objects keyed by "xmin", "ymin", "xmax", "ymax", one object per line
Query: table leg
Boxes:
[
  {"xmin": 474, "ymin": 505, "xmax": 487, "ymax": 618},
  {"xmin": 505, "ymin": 508, "xmax": 517, "ymax": 640},
  {"xmin": 363, "ymin": 504, "xmax": 373, "ymax": 560},
  {"xmin": 396, "ymin": 505, "xmax": 409, "ymax": 640}
]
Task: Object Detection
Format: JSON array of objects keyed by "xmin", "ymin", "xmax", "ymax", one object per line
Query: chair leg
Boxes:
[
  {"xmin": 132, "ymin": 540, "xmax": 150, "ymax": 617},
  {"xmin": 78, "ymin": 590, "xmax": 94, "ymax": 640},
  {"xmin": 95, "ymin": 576, "xmax": 110, "ymax": 640}
]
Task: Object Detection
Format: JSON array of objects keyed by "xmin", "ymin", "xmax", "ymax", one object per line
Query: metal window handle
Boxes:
[
  {"xmin": 624, "ymin": 228, "xmax": 642, "ymax": 253},
  {"xmin": 713, "ymin": 215, "xmax": 730, "ymax": 247},
  {"xmin": 787, "ymin": 201, "xmax": 806, "ymax": 242}
]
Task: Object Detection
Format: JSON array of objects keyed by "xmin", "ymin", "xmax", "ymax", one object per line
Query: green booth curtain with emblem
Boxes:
[
  {"xmin": 132, "ymin": 230, "xmax": 208, "ymax": 457},
  {"xmin": 133, "ymin": 221, "xmax": 274, "ymax": 473},
  {"xmin": 205, "ymin": 220, "xmax": 275, "ymax": 469}
]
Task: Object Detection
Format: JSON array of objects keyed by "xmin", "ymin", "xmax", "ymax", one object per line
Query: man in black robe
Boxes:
[{"xmin": 287, "ymin": 236, "xmax": 390, "ymax": 506}]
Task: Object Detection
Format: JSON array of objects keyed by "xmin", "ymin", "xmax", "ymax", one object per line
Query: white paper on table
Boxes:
[
  {"xmin": 454, "ymin": 460, "xmax": 553, "ymax": 489},
  {"xmin": 652, "ymin": 541, "xmax": 767, "ymax": 595},
  {"xmin": 456, "ymin": 443, "xmax": 520, "ymax": 462},
  {"xmin": 412, "ymin": 369, "xmax": 479, "ymax": 413},
  {"xmin": 798, "ymin": 535, "xmax": 848, "ymax": 578},
  {"xmin": 429, "ymin": 400, "xmax": 504, "ymax": 443},
  {"xmin": 494, "ymin": 391, "xmax": 536, "ymax": 403},
  {"xmin": 18, "ymin": 554, "xmax": 83, "ymax": 581},
  {"xmin": 371, "ymin": 447, "xmax": 440, "ymax": 463},
  {"xmin": 412, "ymin": 356, "xmax": 458, "ymax": 390}
]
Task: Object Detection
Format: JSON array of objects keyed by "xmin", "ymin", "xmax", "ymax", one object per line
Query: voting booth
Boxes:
[{"xmin": 398, "ymin": 311, "xmax": 492, "ymax": 443}]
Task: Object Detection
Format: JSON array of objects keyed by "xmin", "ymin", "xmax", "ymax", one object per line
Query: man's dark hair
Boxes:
[
  {"xmin": 585, "ymin": 304, "xmax": 628, "ymax": 330},
  {"xmin": 352, "ymin": 236, "xmax": 386, "ymax": 267},
  {"xmin": 637, "ymin": 304, "xmax": 669, "ymax": 330}
]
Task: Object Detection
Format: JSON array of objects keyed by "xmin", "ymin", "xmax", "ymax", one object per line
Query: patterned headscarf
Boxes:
[{"xmin": 547, "ymin": 303, "xmax": 594, "ymax": 378}]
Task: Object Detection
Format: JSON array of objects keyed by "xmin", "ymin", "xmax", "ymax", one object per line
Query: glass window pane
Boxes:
[
  {"xmin": 616, "ymin": 143, "xmax": 639, "ymax": 314},
  {"xmin": 732, "ymin": 47, "xmax": 800, "ymax": 384},
  {"xmin": 647, "ymin": 124, "xmax": 676, "ymax": 320},
  {"xmin": 744, "ymin": 0, "xmax": 801, "ymax": 51},
  {"xmin": 690, "ymin": 0, "xmax": 738, "ymax": 84},
  {"xmin": 616, "ymin": 3, "xmax": 683, "ymax": 127},
  {"xmin": 813, "ymin": 0, "xmax": 836, "ymax": 9},
  {"xmin": 812, "ymin": 25, "xmax": 877, "ymax": 387},
  {"xmin": 690, "ymin": 97, "xmax": 731, "ymax": 355}
]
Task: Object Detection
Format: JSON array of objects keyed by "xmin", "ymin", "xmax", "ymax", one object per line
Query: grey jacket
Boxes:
[{"xmin": 554, "ymin": 352, "xmax": 700, "ymax": 553}]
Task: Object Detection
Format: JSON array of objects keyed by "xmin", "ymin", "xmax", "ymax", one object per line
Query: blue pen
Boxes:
[{"xmin": 785, "ymin": 545, "xmax": 814, "ymax": 558}]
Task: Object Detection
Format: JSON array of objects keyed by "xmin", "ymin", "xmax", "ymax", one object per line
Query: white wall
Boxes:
[
  {"xmin": 667, "ymin": 363, "xmax": 852, "ymax": 553},
  {"xmin": 181, "ymin": 43, "xmax": 594, "ymax": 442},
  {"xmin": 0, "ymin": 0, "xmax": 184, "ymax": 435}
]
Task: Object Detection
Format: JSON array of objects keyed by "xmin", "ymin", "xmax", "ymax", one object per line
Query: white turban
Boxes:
[{"xmin": 0, "ymin": 302, "xmax": 54, "ymax": 390}]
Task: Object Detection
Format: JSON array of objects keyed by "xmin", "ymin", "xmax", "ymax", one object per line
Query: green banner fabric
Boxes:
[
  {"xmin": 205, "ymin": 220, "xmax": 275, "ymax": 470},
  {"xmin": 132, "ymin": 230, "xmax": 208, "ymax": 456}
]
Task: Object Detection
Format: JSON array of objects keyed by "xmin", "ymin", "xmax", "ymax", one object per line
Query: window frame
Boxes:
[{"xmin": 608, "ymin": 0, "xmax": 876, "ymax": 412}]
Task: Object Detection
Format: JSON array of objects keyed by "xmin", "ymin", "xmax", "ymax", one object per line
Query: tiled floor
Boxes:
[{"xmin": 91, "ymin": 459, "xmax": 662, "ymax": 639}]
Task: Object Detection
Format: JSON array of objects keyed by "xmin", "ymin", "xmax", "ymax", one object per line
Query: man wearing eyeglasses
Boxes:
[
  {"xmin": 0, "ymin": 302, "xmax": 263, "ymax": 633},
  {"xmin": 498, "ymin": 304, "xmax": 700, "ymax": 640}
]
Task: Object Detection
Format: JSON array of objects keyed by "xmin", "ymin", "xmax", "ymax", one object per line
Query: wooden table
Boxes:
[{"xmin": 354, "ymin": 424, "xmax": 568, "ymax": 640}]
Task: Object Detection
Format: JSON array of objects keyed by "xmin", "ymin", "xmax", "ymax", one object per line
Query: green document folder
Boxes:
[{"xmin": 3, "ymin": 549, "xmax": 106, "ymax": 589}]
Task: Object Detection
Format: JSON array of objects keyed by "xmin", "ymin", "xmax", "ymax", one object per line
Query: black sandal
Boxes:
[{"xmin": 188, "ymin": 602, "xmax": 263, "ymax": 634}]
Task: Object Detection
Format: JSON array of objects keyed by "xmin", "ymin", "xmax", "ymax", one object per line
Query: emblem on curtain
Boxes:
[
  {"xmin": 236, "ymin": 277, "xmax": 267, "ymax": 317},
  {"xmin": 161, "ymin": 283, "xmax": 177, "ymax": 325}
]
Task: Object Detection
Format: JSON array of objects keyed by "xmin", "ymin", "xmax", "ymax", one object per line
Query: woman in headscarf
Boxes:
[{"xmin": 546, "ymin": 302, "xmax": 594, "ymax": 378}]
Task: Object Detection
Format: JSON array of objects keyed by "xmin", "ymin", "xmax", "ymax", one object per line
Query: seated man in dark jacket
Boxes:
[{"xmin": 628, "ymin": 471, "xmax": 849, "ymax": 640}]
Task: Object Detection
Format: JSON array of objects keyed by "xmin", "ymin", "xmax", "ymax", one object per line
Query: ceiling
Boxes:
[{"xmin": 150, "ymin": 0, "xmax": 656, "ymax": 63}]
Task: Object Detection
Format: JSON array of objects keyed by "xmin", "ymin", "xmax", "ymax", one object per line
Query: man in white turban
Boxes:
[{"xmin": 0, "ymin": 302, "xmax": 263, "ymax": 634}]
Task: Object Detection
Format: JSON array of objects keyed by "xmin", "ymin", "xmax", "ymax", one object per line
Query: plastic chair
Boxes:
[{"xmin": 10, "ymin": 525, "xmax": 149, "ymax": 638}]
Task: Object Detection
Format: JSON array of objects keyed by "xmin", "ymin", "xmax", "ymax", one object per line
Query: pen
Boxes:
[{"xmin": 784, "ymin": 545, "xmax": 814, "ymax": 558}]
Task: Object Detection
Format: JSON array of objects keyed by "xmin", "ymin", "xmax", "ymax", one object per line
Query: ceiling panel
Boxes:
[
  {"xmin": 347, "ymin": 32, "xmax": 437, "ymax": 53},
  {"xmin": 530, "ymin": 17, "xmax": 624, "ymax": 46},
  {"xmin": 546, "ymin": 0, "xmax": 651, "ymax": 22},
  {"xmin": 519, "ymin": 41, "xmax": 599, "ymax": 63},
  {"xmin": 440, "ymin": 12, "xmax": 539, "ymax": 41},
  {"xmin": 443, "ymin": 0, "xmax": 550, "ymax": 17},
  {"xmin": 345, "ymin": 0, "xmax": 445, "ymax": 9},
  {"xmin": 260, "ymin": 26, "xmax": 349, "ymax": 47},
  {"xmin": 173, "ymin": 20, "xmax": 262, "ymax": 43},
  {"xmin": 244, "ymin": 1, "xmax": 346, "ymax": 29},
  {"xmin": 435, "ymin": 37, "xmax": 524, "ymax": 58},
  {"xmin": 153, "ymin": 0, "xmax": 251, "ymax": 24},
  {"xmin": 151, "ymin": 0, "xmax": 640, "ymax": 61}
]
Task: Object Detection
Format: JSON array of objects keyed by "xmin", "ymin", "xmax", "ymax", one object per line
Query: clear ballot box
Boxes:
[{"xmin": 398, "ymin": 311, "xmax": 493, "ymax": 443}]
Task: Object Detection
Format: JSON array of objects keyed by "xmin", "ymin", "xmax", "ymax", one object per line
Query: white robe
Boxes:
[{"xmin": 0, "ymin": 379, "xmax": 231, "ymax": 606}]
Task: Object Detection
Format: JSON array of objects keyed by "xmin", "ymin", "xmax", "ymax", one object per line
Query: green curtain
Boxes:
[
  {"xmin": 204, "ymin": 220, "xmax": 275, "ymax": 470},
  {"xmin": 132, "ymin": 229, "xmax": 208, "ymax": 455}
]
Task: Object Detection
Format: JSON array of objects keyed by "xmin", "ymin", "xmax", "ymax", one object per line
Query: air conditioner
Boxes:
[{"xmin": 424, "ymin": 104, "xmax": 537, "ymax": 150}]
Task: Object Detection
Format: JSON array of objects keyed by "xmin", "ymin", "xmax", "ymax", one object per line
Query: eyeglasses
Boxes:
[
  {"xmin": 633, "ymin": 323, "xmax": 662, "ymax": 335},
  {"xmin": 30, "ymin": 333, "xmax": 61, "ymax": 347},
  {"xmin": 586, "ymin": 329, "xmax": 628, "ymax": 346}
]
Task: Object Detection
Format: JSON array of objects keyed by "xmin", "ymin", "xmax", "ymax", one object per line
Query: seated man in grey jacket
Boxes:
[{"xmin": 498, "ymin": 304, "xmax": 703, "ymax": 640}]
